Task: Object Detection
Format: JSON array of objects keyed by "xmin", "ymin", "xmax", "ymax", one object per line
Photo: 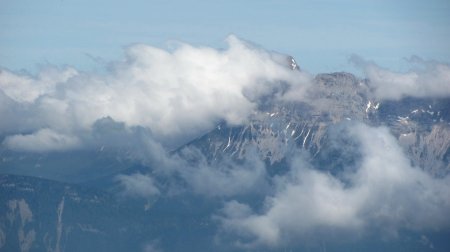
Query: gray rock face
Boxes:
[
  {"xmin": 376, "ymin": 97, "xmax": 450, "ymax": 175},
  {"xmin": 398, "ymin": 118, "xmax": 450, "ymax": 176},
  {"xmin": 182, "ymin": 72, "xmax": 368, "ymax": 163}
]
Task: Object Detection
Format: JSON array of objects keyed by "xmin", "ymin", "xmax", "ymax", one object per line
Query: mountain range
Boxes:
[{"xmin": 1, "ymin": 59, "xmax": 449, "ymax": 251}]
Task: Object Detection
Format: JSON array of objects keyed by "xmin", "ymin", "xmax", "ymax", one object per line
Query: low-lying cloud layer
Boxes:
[{"xmin": 217, "ymin": 124, "xmax": 450, "ymax": 247}]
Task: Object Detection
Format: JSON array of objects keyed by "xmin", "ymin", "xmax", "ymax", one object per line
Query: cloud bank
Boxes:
[
  {"xmin": 0, "ymin": 35, "xmax": 309, "ymax": 151},
  {"xmin": 217, "ymin": 124, "xmax": 450, "ymax": 247}
]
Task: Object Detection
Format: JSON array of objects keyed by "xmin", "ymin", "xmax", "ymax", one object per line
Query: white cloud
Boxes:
[
  {"xmin": 3, "ymin": 128, "xmax": 81, "ymax": 152},
  {"xmin": 116, "ymin": 173, "xmax": 160, "ymax": 198},
  {"xmin": 218, "ymin": 123, "xmax": 450, "ymax": 247},
  {"xmin": 171, "ymin": 147, "xmax": 268, "ymax": 197},
  {"xmin": 0, "ymin": 67, "xmax": 77, "ymax": 103},
  {"xmin": 351, "ymin": 55, "xmax": 450, "ymax": 100},
  {"xmin": 0, "ymin": 35, "xmax": 309, "ymax": 150},
  {"xmin": 104, "ymin": 129, "xmax": 269, "ymax": 198}
]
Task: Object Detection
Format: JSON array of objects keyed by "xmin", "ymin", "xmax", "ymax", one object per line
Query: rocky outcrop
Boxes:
[
  {"xmin": 1, "ymin": 199, "xmax": 35, "ymax": 252},
  {"xmin": 399, "ymin": 124, "xmax": 450, "ymax": 176}
]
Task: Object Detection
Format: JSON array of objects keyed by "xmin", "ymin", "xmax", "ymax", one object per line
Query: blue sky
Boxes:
[{"xmin": 1, "ymin": 0, "xmax": 449, "ymax": 74}]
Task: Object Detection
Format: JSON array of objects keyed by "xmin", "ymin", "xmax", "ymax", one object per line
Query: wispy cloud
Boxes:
[
  {"xmin": 116, "ymin": 173, "xmax": 160, "ymax": 198},
  {"xmin": 350, "ymin": 55, "xmax": 450, "ymax": 100}
]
